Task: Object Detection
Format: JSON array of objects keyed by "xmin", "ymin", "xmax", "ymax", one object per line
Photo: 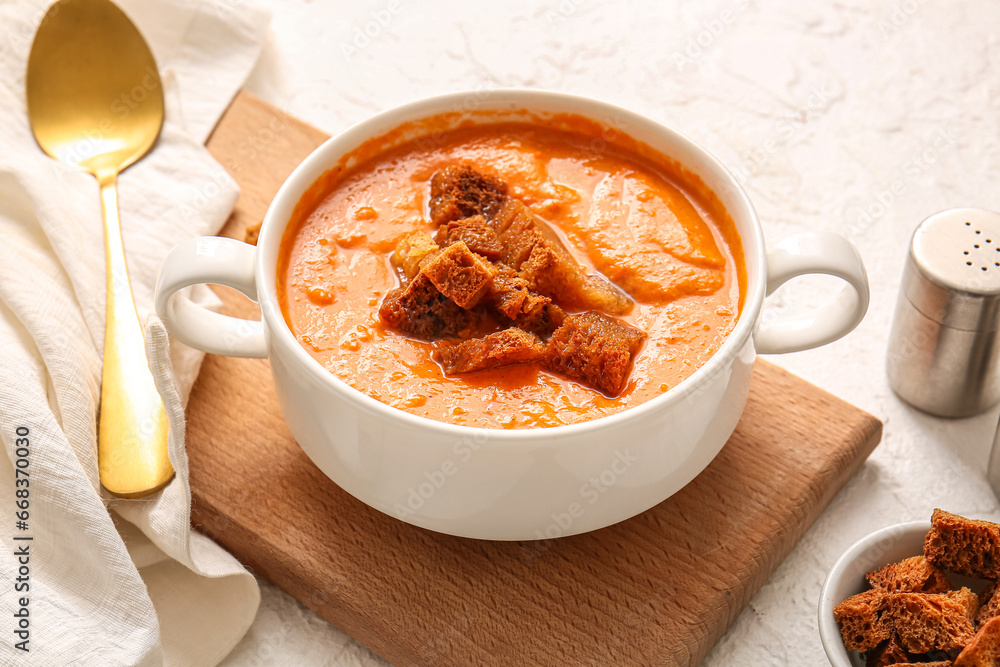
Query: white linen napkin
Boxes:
[{"xmin": 0, "ymin": 0, "xmax": 270, "ymax": 664}]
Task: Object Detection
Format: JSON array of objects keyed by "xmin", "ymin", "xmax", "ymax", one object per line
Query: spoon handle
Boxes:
[{"xmin": 97, "ymin": 172, "xmax": 174, "ymax": 498}]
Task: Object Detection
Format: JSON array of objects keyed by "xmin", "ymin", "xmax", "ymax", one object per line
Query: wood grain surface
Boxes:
[{"xmin": 187, "ymin": 90, "xmax": 883, "ymax": 666}]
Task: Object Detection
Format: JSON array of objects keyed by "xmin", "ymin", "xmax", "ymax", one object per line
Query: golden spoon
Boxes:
[{"xmin": 26, "ymin": 0, "xmax": 173, "ymax": 497}]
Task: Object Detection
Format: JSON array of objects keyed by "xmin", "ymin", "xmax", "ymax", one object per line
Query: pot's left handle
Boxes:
[
  {"xmin": 154, "ymin": 236, "xmax": 267, "ymax": 358},
  {"xmin": 754, "ymin": 231, "xmax": 870, "ymax": 354}
]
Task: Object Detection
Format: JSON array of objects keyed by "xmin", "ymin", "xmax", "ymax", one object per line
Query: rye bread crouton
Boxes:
[
  {"xmin": 437, "ymin": 328, "xmax": 544, "ymax": 374},
  {"xmin": 517, "ymin": 241, "xmax": 634, "ymax": 316},
  {"xmin": 925, "ymin": 509, "xmax": 1000, "ymax": 580},
  {"xmin": 487, "ymin": 265, "xmax": 565, "ymax": 337},
  {"xmin": 393, "ymin": 232, "xmax": 440, "ymax": 280},
  {"xmin": 435, "ymin": 215, "xmax": 503, "ymax": 261},
  {"xmin": 512, "ymin": 291, "xmax": 566, "ymax": 338},
  {"xmin": 955, "ymin": 616, "xmax": 1000, "ymax": 666},
  {"xmin": 419, "ymin": 241, "xmax": 497, "ymax": 309},
  {"xmin": 977, "ymin": 584, "xmax": 1000, "ymax": 629},
  {"xmin": 867, "ymin": 556, "xmax": 953, "ymax": 595},
  {"xmin": 429, "ymin": 165, "xmax": 507, "ymax": 226},
  {"xmin": 488, "ymin": 264, "xmax": 531, "ymax": 319},
  {"xmin": 379, "ymin": 274, "xmax": 478, "ymax": 340},
  {"xmin": 543, "ymin": 312, "xmax": 647, "ymax": 396},
  {"xmin": 890, "ymin": 587, "xmax": 979, "ymax": 653},
  {"xmin": 834, "ymin": 588, "xmax": 894, "ymax": 651},
  {"xmin": 491, "ymin": 197, "xmax": 551, "ymax": 265},
  {"xmin": 490, "ymin": 198, "xmax": 633, "ymax": 315},
  {"xmin": 865, "ymin": 635, "xmax": 911, "ymax": 667}
]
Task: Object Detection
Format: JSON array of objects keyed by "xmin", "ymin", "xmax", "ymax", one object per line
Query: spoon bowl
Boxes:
[
  {"xmin": 27, "ymin": 0, "xmax": 163, "ymax": 177},
  {"xmin": 26, "ymin": 0, "xmax": 173, "ymax": 497}
]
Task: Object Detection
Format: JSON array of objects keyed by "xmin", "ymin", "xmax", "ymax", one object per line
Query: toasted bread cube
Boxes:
[
  {"xmin": 419, "ymin": 241, "xmax": 497, "ymax": 309},
  {"xmin": 379, "ymin": 273, "xmax": 478, "ymax": 340},
  {"xmin": 435, "ymin": 215, "xmax": 503, "ymax": 261},
  {"xmin": 515, "ymin": 291, "xmax": 566, "ymax": 337},
  {"xmin": 581, "ymin": 274, "xmax": 636, "ymax": 316},
  {"xmin": 517, "ymin": 242, "xmax": 577, "ymax": 295},
  {"xmin": 866, "ymin": 556, "xmax": 952, "ymax": 594},
  {"xmin": 487, "ymin": 265, "xmax": 565, "ymax": 337},
  {"xmin": 924, "ymin": 509, "xmax": 1000, "ymax": 579},
  {"xmin": 543, "ymin": 312, "xmax": 647, "ymax": 396},
  {"xmin": 393, "ymin": 231, "xmax": 440, "ymax": 280},
  {"xmin": 493, "ymin": 198, "xmax": 552, "ymax": 266},
  {"xmin": 864, "ymin": 634, "xmax": 910, "ymax": 667},
  {"xmin": 834, "ymin": 588, "xmax": 893, "ymax": 652},
  {"xmin": 518, "ymin": 243, "xmax": 634, "ymax": 316},
  {"xmin": 977, "ymin": 583, "xmax": 1000, "ymax": 629},
  {"xmin": 437, "ymin": 328, "xmax": 544, "ymax": 375},
  {"xmin": 955, "ymin": 616, "xmax": 1000, "ymax": 666},
  {"xmin": 890, "ymin": 587, "xmax": 979, "ymax": 653},
  {"xmin": 489, "ymin": 265, "xmax": 530, "ymax": 320},
  {"xmin": 491, "ymin": 197, "xmax": 633, "ymax": 315},
  {"xmin": 432, "ymin": 168, "xmax": 633, "ymax": 315},
  {"xmin": 429, "ymin": 165, "xmax": 507, "ymax": 226}
]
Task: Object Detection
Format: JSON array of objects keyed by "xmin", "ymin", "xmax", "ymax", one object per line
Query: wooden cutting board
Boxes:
[{"xmin": 187, "ymin": 91, "xmax": 883, "ymax": 667}]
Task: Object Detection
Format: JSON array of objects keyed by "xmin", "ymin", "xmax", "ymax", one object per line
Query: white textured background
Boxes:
[{"xmin": 219, "ymin": 0, "xmax": 1000, "ymax": 664}]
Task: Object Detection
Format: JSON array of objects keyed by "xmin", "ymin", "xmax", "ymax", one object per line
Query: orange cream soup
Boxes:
[{"xmin": 278, "ymin": 117, "xmax": 745, "ymax": 429}]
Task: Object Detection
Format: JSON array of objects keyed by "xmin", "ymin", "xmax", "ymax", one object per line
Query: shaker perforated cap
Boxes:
[{"xmin": 904, "ymin": 208, "xmax": 1000, "ymax": 331}]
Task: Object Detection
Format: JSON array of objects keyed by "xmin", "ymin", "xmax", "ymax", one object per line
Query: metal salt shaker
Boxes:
[{"xmin": 887, "ymin": 208, "xmax": 1000, "ymax": 418}]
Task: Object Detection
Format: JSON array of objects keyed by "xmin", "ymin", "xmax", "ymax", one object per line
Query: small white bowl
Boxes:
[{"xmin": 818, "ymin": 521, "xmax": 929, "ymax": 667}]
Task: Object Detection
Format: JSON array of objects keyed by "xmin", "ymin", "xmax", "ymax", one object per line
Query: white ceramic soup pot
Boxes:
[{"xmin": 155, "ymin": 89, "xmax": 869, "ymax": 540}]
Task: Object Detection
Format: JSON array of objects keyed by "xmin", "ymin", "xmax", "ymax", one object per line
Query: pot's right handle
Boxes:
[
  {"xmin": 154, "ymin": 236, "xmax": 267, "ymax": 358},
  {"xmin": 754, "ymin": 231, "xmax": 869, "ymax": 354}
]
